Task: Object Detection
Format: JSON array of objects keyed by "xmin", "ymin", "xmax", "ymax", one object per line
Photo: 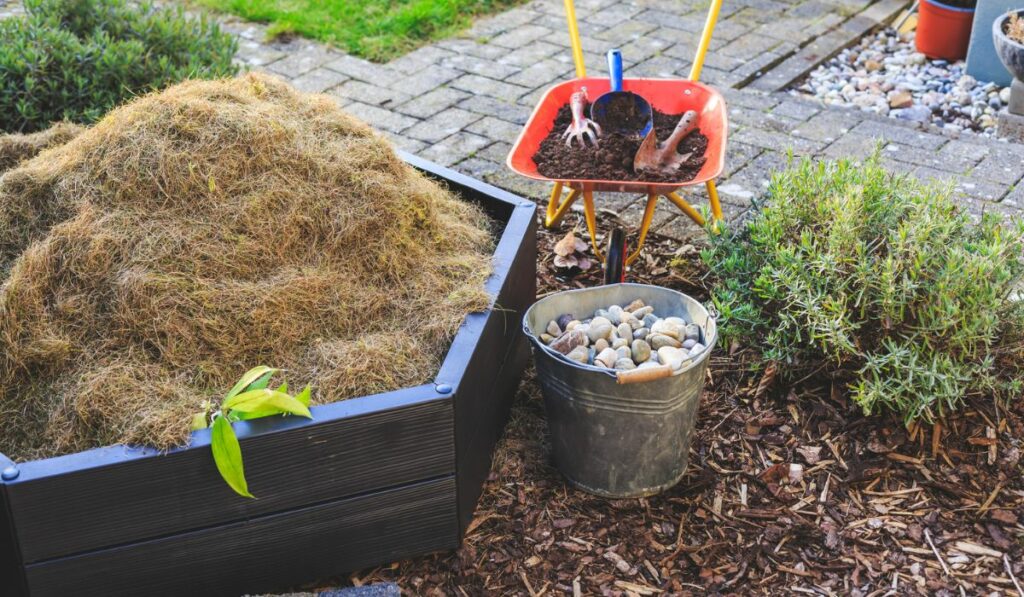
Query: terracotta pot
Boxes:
[{"xmin": 915, "ymin": 0, "xmax": 975, "ymax": 61}]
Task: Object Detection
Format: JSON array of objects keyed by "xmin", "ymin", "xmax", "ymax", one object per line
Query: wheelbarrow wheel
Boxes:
[{"xmin": 603, "ymin": 227, "xmax": 627, "ymax": 285}]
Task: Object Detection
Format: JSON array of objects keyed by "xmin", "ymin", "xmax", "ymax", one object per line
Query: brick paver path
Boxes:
[{"xmin": 5, "ymin": 0, "xmax": 1022, "ymax": 240}]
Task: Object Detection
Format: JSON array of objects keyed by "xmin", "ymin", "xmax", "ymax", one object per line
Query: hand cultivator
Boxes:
[{"xmin": 507, "ymin": 0, "xmax": 728, "ymax": 284}]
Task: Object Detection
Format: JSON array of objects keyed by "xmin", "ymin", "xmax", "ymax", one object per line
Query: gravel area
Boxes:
[{"xmin": 794, "ymin": 29, "xmax": 1011, "ymax": 136}]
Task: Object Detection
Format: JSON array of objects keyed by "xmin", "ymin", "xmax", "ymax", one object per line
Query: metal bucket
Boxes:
[{"xmin": 523, "ymin": 283, "xmax": 716, "ymax": 498}]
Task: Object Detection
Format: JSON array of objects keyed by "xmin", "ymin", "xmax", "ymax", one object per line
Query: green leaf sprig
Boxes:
[{"xmin": 191, "ymin": 366, "xmax": 312, "ymax": 498}]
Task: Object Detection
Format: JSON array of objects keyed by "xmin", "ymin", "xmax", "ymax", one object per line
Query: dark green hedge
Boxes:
[{"xmin": 0, "ymin": 0, "xmax": 238, "ymax": 133}]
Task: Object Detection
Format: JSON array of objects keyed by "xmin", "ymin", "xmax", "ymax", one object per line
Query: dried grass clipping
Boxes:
[
  {"xmin": 0, "ymin": 73, "xmax": 493, "ymax": 461},
  {"xmin": 0, "ymin": 122, "xmax": 84, "ymax": 173}
]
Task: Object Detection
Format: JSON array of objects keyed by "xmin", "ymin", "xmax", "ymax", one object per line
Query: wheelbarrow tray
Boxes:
[
  {"xmin": 507, "ymin": 77, "xmax": 728, "ymax": 194},
  {"xmin": 0, "ymin": 153, "xmax": 538, "ymax": 597}
]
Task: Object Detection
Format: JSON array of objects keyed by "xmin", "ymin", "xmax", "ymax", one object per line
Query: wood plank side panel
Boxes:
[
  {"xmin": 24, "ymin": 477, "xmax": 458, "ymax": 597},
  {"xmin": 454, "ymin": 213, "xmax": 538, "ymax": 532},
  {"xmin": 0, "ymin": 483, "xmax": 28, "ymax": 597},
  {"xmin": 9, "ymin": 395, "xmax": 453, "ymax": 563}
]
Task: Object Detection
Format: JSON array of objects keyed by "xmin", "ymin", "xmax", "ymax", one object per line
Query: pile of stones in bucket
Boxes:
[{"xmin": 539, "ymin": 299, "xmax": 707, "ymax": 372}]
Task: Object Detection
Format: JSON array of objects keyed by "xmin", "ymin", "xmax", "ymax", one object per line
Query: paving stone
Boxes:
[
  {"xmin": 505, "ymin": 59, "xmax": 574, "ymax": 89},
  {"xmin": 483, "ymin": 169, "xmax": 550, "ymax": 199},
  {"xmin": 475, "ymin": 141, "xmax": 513, "ymax": 163},
  {"xmin": 724, "ymin": 89, "xmax": 782, "ymax": 111},
  {"xmin": 497, "ymin": 41, "xmax": 565, "ymax": 69},
  {"xmin": 791, "ymin": 110, "xmax": 861, "ymax": 142},
  {"xmin": 385, "ymin": 66, "xmax": 462, "ymax": 96},
  {"xmin": 489, "ymin": 24, "xmax": 555, "ymax": 49},
  {"xmin": 822, "ymin": 132, "xmax": 881, "ymax": 160},
  {"xmin": 936, "ymin": 139, "xmax": 992, "ymax": 165},
  {"xmin": 417, "ymin": 131, "xmax": 493, "ymax": 166},
  {"xmin": 955, "ymin": 179, "xmax": 1008, "ymax": 202},
  {"xmin": 771, "ymin": 97, "xmax": 822, "ymax": 121},
  {"xmin": 343, "ymin": 102, "xmax": 418, "ymax": 134},
  {"xmin": 718, "ymin": 33, "xmax": 786, "ymax": 62},
  {"xmin": 849, "ymin": 120, "xmax": 947, "ymax": 151},
  {"xmin": 451, "ymin": 74, "xmax": 531, "ymax": 101},
  {"xmin": 325, "ymin": 54, "xmax": 395, "ymax": 83},
  {"xmin": 289, "ymin": 68, "xmax": 348, "ymax": 94},
  {"xmin": 236, "ymin": 41, "xmax": 287, "ymax": 68},
  {"xmin": 319, "ymin": 582, "xmax": 400, "ymax": 597},
  {"xmin": 403, "ymin": 108, "xmax": 484, "ymax": 143},
  {"xmin": 434, "ymin": 38, "xmax": 511, "ymax": 60},
  {"xmin": 722, "ymin": 141, "xmax": 764, "ymax": 177},
  {"xmin": 329, "ymin": 80, "xmax": 412, "ymax": 108},
  {"xmin": 699, "ymin": 67, "xmax": 746, "ymax": 89},
  {"xmin": 592, "ymin": 20, "xmax": 660, "ymax": 46},
  {"xmin": 879, "ymin": 142, "xmax": 972, "ymax": 174},
  {"xmin": 582, "ymin": 3, "xmax": 646, "ymax": 27},
  {"xmin": 453, "ymin": 157, "xmax": 504, "ymax": 179},
  {"xmin": 458, "ymin": 95, "xmax": 533, "ymax": 125},
  {"xmin": 733, "ymin": 126, "xmax": 826, "ymax": 156},
  {"xmin": 395, "ymin": 87, "xmax": 471, "ymax": 119},
  {"xmin": 466, "ymin": 116, "xmax": 524, "ymax": 144},
  {"xmin": 972, "ymin": 152, "xmax": 1024, "ymax": 185},
  {"xmin": 382, "ymin": 132, "xmax": 427, "ymax": 155},
  {"xmin": 442, "ymin": 54, "xmax": 521, "ymax": 79},
  {"xmin": 618, "ymin": 36, "xmax": 673, "ymax": 62},
  {"xmin": 627, "ymin": 56, "xmax": 690, "ymax": 79},
  {"xmin": 264, "ymin": 46, "xmax": 337, "ymax": 77},
  {"xmin": 387, "ymin": 45, "xmax": 457, "ymax": 75},
  {"xmin": 719, "ymin": 151, "xmax": 791, "ymax": 204}
]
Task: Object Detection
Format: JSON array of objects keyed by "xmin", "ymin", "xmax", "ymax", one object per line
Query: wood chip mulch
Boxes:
[{"xmin": 349, "ymin": 212, "xmax": 1024, "ymax": 596}]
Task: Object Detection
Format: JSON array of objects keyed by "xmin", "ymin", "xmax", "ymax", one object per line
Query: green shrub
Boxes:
[
  {"xmin": 0, "ymin": 0, "xmax": 238, "ymax": 133},
  {"xmin": 701, "ymin": 154, "xmax": 1024, "ymax": 422}
]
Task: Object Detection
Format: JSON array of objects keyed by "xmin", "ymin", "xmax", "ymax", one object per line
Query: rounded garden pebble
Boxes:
[
  {"xmin": 612, "ymin": 337, "xmax": 628, "ymax": 350},
  {"xmin": 650, "ymin": 334, "xmax": 682, "ymax": 350},
  {"xmin": 615, "ymin": 358, "xmax": 637, "ymax": 370},
  {"xmin": 595, "ymin": 347, "xmax": 618, "ymax": 368},
  {"xmin": 657, "ymin": 346, "xmax": 689, "ymax": 370},
  {"xmin": 567, "ymin": 345, "xmax": 589, "ymax": 364},
  {"xmin": 594, "ymin": 338, "xmax": 609, "ymax": 352},
  {"xmin": 633, "ymin": 327, "xmax": 649, "ymax": 339},
  {"xmin": 546, "ymin": 320, "xmax": 561, "ymax": 337},
  {"xmin": 617, "ymin": 322, "xmax": 633, "ymax": 340},
  {"xmin": 550, "ymin": 329, "xmax": 585, "ymax": 354},
  {"xmin": 682, "ymin": 338, "xmax": 697, "ymax": 350},
  {"xmin": 631, "ymin": 339, "xmax": 651, "ymax": 363},
  {"xmin": 556, "ymin": 313, "xmax": 575, "ymax": 330},
  {"xmin": 587, "ymin": 322, "xmax": 613, "ymax": 343}
]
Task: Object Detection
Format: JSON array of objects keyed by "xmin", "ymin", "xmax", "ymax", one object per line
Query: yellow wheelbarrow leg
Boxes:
[
  {"xmin": 664, "ymin": 191, "xmax": 706, "ymax": 227},
  {"xmin": 544, "ymin": 184, "xmax": 581, "ymax": 229},
  {"xmin": 582, "ymin": 189, "xmax": 604, "ymax": 261},
  {"xmin": 706, "ymin": 180, "xmax": 724, "ymax": 222},
  {"xmin": 626, "ymin": 194, "xmax": 659, "ymax": 266}
]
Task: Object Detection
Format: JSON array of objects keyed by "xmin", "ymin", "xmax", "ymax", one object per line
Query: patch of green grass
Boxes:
[{"xmin": 195, "ymin": 0, "xmax": 524, "ymax": 62}]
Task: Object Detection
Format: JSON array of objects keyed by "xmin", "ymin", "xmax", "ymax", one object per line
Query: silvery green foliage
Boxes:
[
  {"xmin": 0, "ymin": 0, "xmax": 238, "ymax": 133},
  {"xmin": 702, "ymin": 154, "xmax": 1024, "ymax": 422}
]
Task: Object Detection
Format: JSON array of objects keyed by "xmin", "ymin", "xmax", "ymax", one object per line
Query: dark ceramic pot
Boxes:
[{"xmin": 994, "ymin": 9, "xmax": 1024, "ymax": 81}]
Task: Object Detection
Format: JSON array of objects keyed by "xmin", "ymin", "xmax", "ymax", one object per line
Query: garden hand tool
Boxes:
[
  {"xmin": 562, "ymin": 88, "xmax": 602, "ymax": 147},
  {"xmin": 590, "ymin": 49, "xmax": 653, "ymax": 137},
  {"xmin": 634, "ymin": 110, "xmax": 699, "ymax": 175}
]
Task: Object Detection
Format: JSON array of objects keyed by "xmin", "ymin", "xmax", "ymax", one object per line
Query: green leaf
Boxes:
[
  {"xmin": 223, "ymin": 389, "xmax": 312, "ymax": 418},
  {"xmin": 189, "ymin": 412, "xmax": 208, "ymax": 430},
  {"xmin": 210, "ymin": 415, "xmax": 253, "ymax": 498},
  {"xmin": 295, "ymin": 384, "xmax": 311, "ymax": 407},
  {"xmin": 224, "ymin": 366, "xmax": 279, "ymax": 400},
  {"xmin": 248, "ymin": 371, "xmax": 276, "ymax": 391}
]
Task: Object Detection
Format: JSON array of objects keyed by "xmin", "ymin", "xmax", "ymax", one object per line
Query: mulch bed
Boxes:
[
  {"xmin": 534, "ymin": 105, "xmax": 708, "ymax": 184},
  {"xmin": 340, "ymin": 212, "xmax": 1023, "ymax": 596}
]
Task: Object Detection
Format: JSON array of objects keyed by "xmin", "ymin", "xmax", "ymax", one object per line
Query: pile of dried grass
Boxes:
[
  {"xmin": 0, "ymin": 73, "xmax": 493, "ymax": 461},
  {"xmin": 0, "ymin": 122, "xmax": 84, "ymax": 173}
]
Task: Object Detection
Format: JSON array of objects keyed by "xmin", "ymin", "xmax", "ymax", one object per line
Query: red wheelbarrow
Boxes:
[{"xmin": 506, "ymin": 0, "xmax": 728, "ymax": 284}]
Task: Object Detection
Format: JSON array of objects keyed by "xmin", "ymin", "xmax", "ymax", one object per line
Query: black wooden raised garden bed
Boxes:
[{"xmin": 0, "ymin": 153, "xmax": 537, "ymax": 597}]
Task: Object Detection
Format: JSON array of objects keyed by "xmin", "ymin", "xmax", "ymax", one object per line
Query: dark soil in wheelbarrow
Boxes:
[{"xmin": 534, "ymin": 104, "xmax": 708, "ymax": 183}]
